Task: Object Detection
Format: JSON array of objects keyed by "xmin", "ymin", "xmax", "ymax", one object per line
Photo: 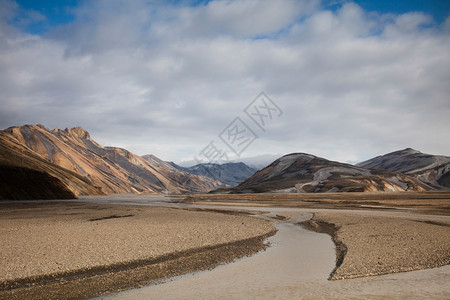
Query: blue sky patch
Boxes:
[{"xmin": 12, "ymin": 0, "xmax": 450, "ymax": 36}]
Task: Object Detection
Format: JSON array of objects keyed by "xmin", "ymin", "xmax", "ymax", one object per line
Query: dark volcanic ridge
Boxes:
[
  {"xmin": 0, "ymin": 165, "xmax": 76, "ymax": 200},
  {"xmin": 357, "ymin": 148, "xmax": 450, "ymax": 189},
  {"xmin": 217, "ymin": 152, "xmax": 430, "ymax": 193}
]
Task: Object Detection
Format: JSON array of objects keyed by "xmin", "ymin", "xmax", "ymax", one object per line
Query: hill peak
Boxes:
[
  {"xmin": 65, "ymin": 126, "xmax": 90, "ymax": 139},
  {"xmin": 281, "ymin": 153, "xmax": 316, "ymax": 159},
  {"xmin": 394, "ymin": 148, "xmax": 422, "ymax": 156}
]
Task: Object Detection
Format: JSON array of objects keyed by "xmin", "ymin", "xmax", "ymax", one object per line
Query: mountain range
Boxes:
[
  {"xmin": 178, "ymin": 154, "xmax": 280, "ymax": 171},
  {"xmin": 1, "ymin": 124, "xmax": 223, "ymax": 199},
  {"xmin": 1, "ymin": 124, "xmax": 449, "ymax": 199},
  {"xmin": 221, "ymin": 149, "xmax": 450, "ymax": 193},
  {"xmin": 169, "ymin": 162, "xmax": 257, "ymax": 187},
  {"xmin": 357, "ymin": 148, "xmax": 450, "ymax": 189}
]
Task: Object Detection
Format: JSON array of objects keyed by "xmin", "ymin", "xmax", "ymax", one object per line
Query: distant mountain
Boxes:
[
  {"xmin": 357, "ymin": 148, "xmax": 450, "ymax": 189},
  {"xmin": 140, "ymin": 154, "xmax": 227, "ymax": 191},
  {"xmin": 4, "ymin": 124, "xmax": 223, "ymax": 195},
  {"xmin": 219, "ymin": 153, "xmax": 428, "ymax": 193},
  {"xmin": 169, "ymin": 162, "xmax": 256, "ymax": 187},
  {"xmin": 177, "ymin": 154, "xmax": 280, "ymax": 170},
  {"xmin": 235, "ymin": 154, "xmax": 281, "ymax": 170},
  {"xmin": 0, "ymin": 130, "xmax": 101, "ymax": 199}
]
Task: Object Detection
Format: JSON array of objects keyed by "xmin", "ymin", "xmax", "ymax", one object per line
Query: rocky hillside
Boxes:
[
  {"xmin": 0, "ymin": 130, "xmax": 101, "ymax": 199},
  {"xmin": 4, "ymin": 124, "xmax": 223, "ymax": 195},
  {"xmin": 0, "ymin": 166, "xmax": 77, "ymax": 200},
  {"xmin": 221, "ymin": 153, "xmax": 428, "ymax": 193},
  {"xmin": 169, "ymin": 162, "xmax": 256, "ymax": 187},
  {"xmin": 357, "ymin": 148, "xmax": 450, "ymax": 189}
]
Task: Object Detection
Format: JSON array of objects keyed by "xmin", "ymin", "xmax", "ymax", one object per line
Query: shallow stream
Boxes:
[{"xmin": 83, "ymin": 195, "xmax": 450, "ymax": 299}]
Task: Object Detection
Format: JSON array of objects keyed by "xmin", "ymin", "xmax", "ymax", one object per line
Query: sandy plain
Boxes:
[
  {"xmin": 93, "ymin": 193, "xmax": 450, "ymax": 299},
  {"xmin": 301, "ymin": 212, "xmax": 450, "ymax": 280},
  {"xmin": 108, "ymin": 209, "xmax": 450, "ymax": 300},
  {"xmin": 0, "ymin": 201, "xmax": 275, "ymax": 299},
  {"xmin": 1, "ymin": 192, "xmax": 449, "ymax": 299}
]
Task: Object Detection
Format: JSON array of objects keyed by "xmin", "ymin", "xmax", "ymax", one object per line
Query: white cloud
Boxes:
[
  {"xmin": 0, "ymin": 0, "xmax": 449, "ymax": 164},
  {"xmin": 184, "ymin": 0, "xmax": 319, "ymax": 37}
]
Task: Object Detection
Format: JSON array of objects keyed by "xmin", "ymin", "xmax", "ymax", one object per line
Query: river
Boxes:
[{"xmin": 82, "ymin": 195, "xmax": 450, "ymax": 299}]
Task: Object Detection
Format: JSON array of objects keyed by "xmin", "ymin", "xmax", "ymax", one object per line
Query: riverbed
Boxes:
[{"xmin": 84, "ymin": 195, "xmax": 450, "ymax": 299}]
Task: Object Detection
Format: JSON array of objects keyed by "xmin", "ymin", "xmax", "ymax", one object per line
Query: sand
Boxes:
[
  {"xmin": 108, "ymin": 208, "xmax": 450, "ymax": 299},
  {"xmin": 109, "ymin": 211, "xmax": 336, "ymax": 300},
  {"xmin": 187, "ymin": 191, "xmax": 450, "ymax": 214},
  {"xmin": 0, "ymin": 202, "xmax": 276, "ymax": 299},
  {"xmin": 301, "ymin": 212, "xmax": 450, "ymax": 280},
  {"xmin": 2, "ymin": 193, "xmax": 450, "ymax": 299}
]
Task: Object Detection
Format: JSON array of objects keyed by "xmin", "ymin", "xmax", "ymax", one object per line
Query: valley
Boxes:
[
  {"xmin": 1, "ymin": 193, "xmax": 449, "ymax": 299},
  {"xmin": 1, "ymin": 124, "xmax": 449, "ymax": 201},
  {"xmin": 2, "ymin": 1, "xmax": 449, "ymax": 298},
  {"xmin": 1, "ymin": 125, "xmax": 449, "ymax": 299}
]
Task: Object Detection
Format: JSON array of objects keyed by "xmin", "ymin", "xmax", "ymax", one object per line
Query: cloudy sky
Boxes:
[{"xmin": 1, "ymin": 0, "xmax": 449, "ymax": 165}]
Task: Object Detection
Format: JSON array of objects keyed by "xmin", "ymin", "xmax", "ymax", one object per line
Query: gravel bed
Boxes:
[
  {"xmin": 302, "ymin": 212, "xmax": 450, "ymax": 280},
  {"xmin": 0, "ymin": 202, "xmax": 275, "ymax": 298}
]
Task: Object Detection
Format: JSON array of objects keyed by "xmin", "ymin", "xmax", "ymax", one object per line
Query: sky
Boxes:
[{"xmin": 0, "ymin": 0, "xmax": 449, "ymax": 166}]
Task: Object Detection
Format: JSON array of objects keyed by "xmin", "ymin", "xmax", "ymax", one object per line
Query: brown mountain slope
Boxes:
[
  {"xmin": 4, "ymin": 124, "xmax": 223, "ymax": 194},
  {"xmin": 219, "ymin": 153, "xmax": 428, "ymax": 193},
  {"xmin": 0, "ymin": 131, "xmax": 101, "ymax": 199}
]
